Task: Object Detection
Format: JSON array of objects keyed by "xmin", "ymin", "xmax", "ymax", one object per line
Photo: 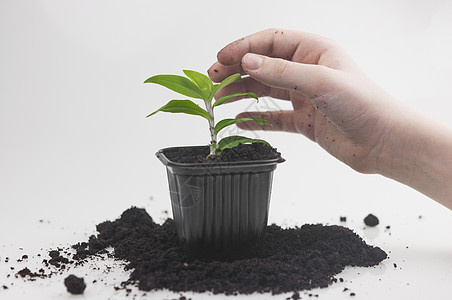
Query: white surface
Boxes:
[{"xmin": 1, "ymin": 0, "xmax": 452, "ymax": 299}]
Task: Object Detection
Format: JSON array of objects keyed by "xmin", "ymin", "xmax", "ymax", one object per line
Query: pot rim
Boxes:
[{"xmin": 156, "ymin": 145, "xmax": 285, "ymax": 168}]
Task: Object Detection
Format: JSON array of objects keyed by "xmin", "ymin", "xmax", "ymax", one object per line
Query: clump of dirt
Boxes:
[
  {"xmin": 163, "ymin": 143, "xmax": 282, "ymax": 163},
  {"xmin": 45, "ymin": 250, "xmax": 69, "ymax": 268},
  {"xmin": 17, "ymin": 267, "xmax": 46, "ymax": 280},
  {"xmin": 64, "ymin": 274, "xmax": 86, "ymax": 294},
  {"xmin": 364, "ymin": 214, "xmax": 380, "ymax": 227}
]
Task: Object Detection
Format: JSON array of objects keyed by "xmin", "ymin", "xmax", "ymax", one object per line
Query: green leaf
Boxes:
[
  {"xmin": 212, "ymin": 92, "xmax": 258, "ymax": 108},
  {"xmin": 214, "ymin": 117, "xmax": 271, "ymax": 135},
  {"xmin": 146, "ymin": 99, "xmax": 212, "ymax": 120},
  {"xmin": 210, "ymin": 73, "xmax": 242, "ymax": 98},
  {"xmin": 183, "ymin": 70, "xmax": 213, "ymax": 100},
  {"xmin": 144, "ymin": 74, "xmax": 205, "ymax": 99},
  {"xmin": 217, "ymin": 135, "xmax": 270, "ymax": 151}
]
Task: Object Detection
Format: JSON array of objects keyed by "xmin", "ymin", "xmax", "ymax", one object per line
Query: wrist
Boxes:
[{"xmin": 375, "ymin": 109, "xmax": 452, "ymax": 208}]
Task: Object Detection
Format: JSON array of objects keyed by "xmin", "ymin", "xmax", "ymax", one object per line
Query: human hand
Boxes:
[
  {"xmin": 208, "ymin": 28, "xmax": 452, "ymax": 207},
  {"xmin": 208, "ymin": 29, "xmax": 400, "ymax": 174}
]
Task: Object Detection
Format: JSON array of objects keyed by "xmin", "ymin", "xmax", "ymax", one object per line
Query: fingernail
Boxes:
[{"xmin": 244, "ymin": 53, "xmax": 263, "ymax": 70}]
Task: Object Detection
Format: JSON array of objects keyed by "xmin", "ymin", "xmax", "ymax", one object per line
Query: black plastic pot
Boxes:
[{"xmin": 156, "ymin": 146, "xmax": 283, "ymax": 250}]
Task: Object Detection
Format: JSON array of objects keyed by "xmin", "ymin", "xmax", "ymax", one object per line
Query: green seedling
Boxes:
[{"xmin": 145, "ymin": 70, "xmax": 271, "ymax": 157}]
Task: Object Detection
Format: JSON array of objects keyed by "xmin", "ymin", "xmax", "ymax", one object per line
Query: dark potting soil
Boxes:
[
  {"xmin": 83, "ymin": 207, "xmax": 386, "ymax": 295},
  {"xmin": 64, "ymin": 274, "xmax": 86, "ymax": 294},
  {"xmin": 7, "ymin": 207, "xmax": 387, "ymax": 296},
  {"xmin": 17, "ymin": 267, "xmax": 46, "ymax": 279},
  {"xmin": 364, "ymin": 214, "xmax": 380, "ymax": 227},
  {"xmin": 164, "ymin": 143, "xmax": 282, "ymax": 163}
]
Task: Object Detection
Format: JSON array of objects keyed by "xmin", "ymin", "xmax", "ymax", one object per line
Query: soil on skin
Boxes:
[{"xmin": 163, "ymin": 143, "xmax": 282, "ymax": 163}]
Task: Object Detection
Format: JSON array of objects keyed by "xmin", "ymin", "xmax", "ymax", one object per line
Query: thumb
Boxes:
[{"xmin": 241, "ymin": 53, "xmax": 334, "ymax": 99}]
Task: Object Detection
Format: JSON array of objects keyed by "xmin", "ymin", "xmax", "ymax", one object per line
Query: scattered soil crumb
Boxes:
[
  {"xmin": 364, "ymin": 214, "xmax": 379, "ymax": 227},
  {"xmin": 17, "ymin": 267, "xmax": 45, "ymax": 279},
  {"xmin": 64, "ymin": 275, "xmax": 86, "ymax": 295}
]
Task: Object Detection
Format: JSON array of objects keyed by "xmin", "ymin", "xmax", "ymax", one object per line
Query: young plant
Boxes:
[{"xmin": 145, "ymin": 70, "xmax": 271, "ymax": 157}]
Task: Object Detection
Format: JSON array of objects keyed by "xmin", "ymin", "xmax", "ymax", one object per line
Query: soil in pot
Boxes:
[{"xmin": 164, "ymin": 143, "xmax": 282, "ymax": 163}]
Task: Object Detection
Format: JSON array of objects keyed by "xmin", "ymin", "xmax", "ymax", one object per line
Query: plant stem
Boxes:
[{"xmin": 205, "ymin": 100, "xmax": 217, "ymax": 156}]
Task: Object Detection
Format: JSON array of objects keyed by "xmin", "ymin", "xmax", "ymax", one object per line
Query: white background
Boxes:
[{"xmin": 1, "ymin": 0, "xmax": 452, "ymax": 299}]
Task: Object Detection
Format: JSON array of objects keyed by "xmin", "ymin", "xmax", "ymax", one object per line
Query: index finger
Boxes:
[{"xmin": 217, "ymin": 28, "xmax": 332, "ymax": 66}]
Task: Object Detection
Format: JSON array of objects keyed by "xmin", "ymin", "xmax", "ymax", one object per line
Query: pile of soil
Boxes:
[
  {"xmin": 82, "ymin": 207, "xmax": 386, "ymax": 295},
  {"xmin": 6, "ymin": 208, "xmax": 387, "ymax": 296},
  {"xmin": 163, "ymin": 143, "xmax": 282, "ymax": 163}
]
